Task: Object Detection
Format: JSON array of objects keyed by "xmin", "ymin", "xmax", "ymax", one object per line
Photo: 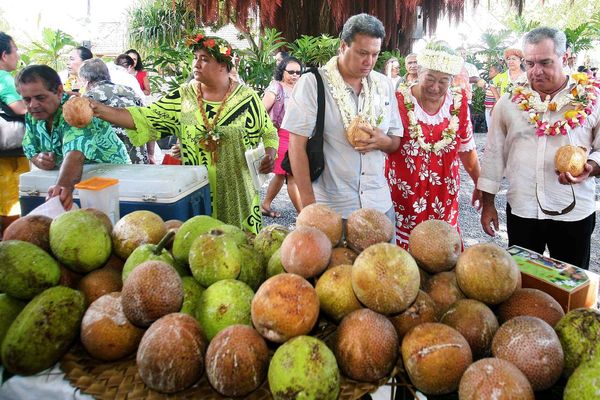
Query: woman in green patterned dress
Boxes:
[{"xmin": 91, "ymin": 33, "xmax": 278, "ymax": 233}]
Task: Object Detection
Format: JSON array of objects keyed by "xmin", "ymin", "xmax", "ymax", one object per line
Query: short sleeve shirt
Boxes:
[
  {"xmin": 22, "ymin": 93, "xmax": 130, "ymax": 166},
  {"xmin": 0, "ymin": 70, "xmax": 21, "ymax": 105},
  {"xmin": 282, "ymin": 66, "xmax": 403, "ymax": 218}
]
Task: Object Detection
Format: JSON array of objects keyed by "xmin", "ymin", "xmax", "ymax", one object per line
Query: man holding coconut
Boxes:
[
  {"xmin": 479, "ymin": 27, "xmax": 600, "ymax": 269},
  {"xmin": 283, "ymin": 13, "xmax": 402, "ymax": 223}
]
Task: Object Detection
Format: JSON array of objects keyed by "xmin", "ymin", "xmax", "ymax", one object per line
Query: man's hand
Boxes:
[
  {"xmin": 471, "ymin": 188, "xmax": 483, "ymax": 211},
  {"xmin": 258, "ymin": 148, "xmax": 276, "ymax": 174},
  {"xmin": 480, "ymin": 192, "xmax": 499, "ymax": 236},
  {"xmin": 33, "ymin": 152, "xmax": 56, "ymax": 170},
  {"xmin": 353, "ymin": 126, "xmax": 397, "ymax": 154},
  {"xmin": 557, "ymin": 162, "xmax": 594, "ymax": 185},
  {"xmin": 47, "ymin": 185, "xmax": 74, "ymax": 210}
]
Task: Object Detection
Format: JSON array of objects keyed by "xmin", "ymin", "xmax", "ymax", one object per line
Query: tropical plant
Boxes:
[
  {"xmin": 21, "ymin": 28, "xmax": 78, "ymax": 71},
  {"xmin": 128, "ymin": 0, "xmax": 197, "ymax": 50},
  {"xmin": 564, "ymin": 23, "xmax": 595, "ymax": 53},
  {"xmin": 505, "ymin": 15, "xmax": 540, "ymax": 35},
  {"xmin": 145, "ymin": 43, "xmax": 193, "ymax": 94},
  {"xmin": 472, "ymin": 29, "xmax": 513, "ymax": 65},
  {"xmin": 375, "ymin": 50, "xmax": 405, "ymax": 77},
  {"xmin": 238, "ymin": 28, "xmax": 287, "ymax": 94},
  {"xmin": 288, "ymin": 34, "xmax": 339, "ymax": 68}
]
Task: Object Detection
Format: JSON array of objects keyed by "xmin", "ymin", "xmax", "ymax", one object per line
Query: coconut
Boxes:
[
  {"xmin": 346, "ymin": 116, "xmax": 372, "ymax": 147},
  {"xmin": 455, "ymin": 243, "xmax": 519, "ymax": 305},
  {"xmin": 346, "ymin": 208, "xmax": 394, "ymax": 253},
  {"xmin": 112, "ymin": 210, "xmax": 166, "ymax": 260},
  {"xmin": 423, "ymin": 271, "xmax": 465, "ymax": 318},
  {"xmin": 280, "ymin": 226, "xmax": 332, "ymax": 278},
  {"xmin": 408, "ymin": 220, "xmax": 461, "ymax": 273},
  {"xmin": 497, "ymin": 288, "xmax": 565, "ymax": 327},
  {"xmin": 352, "ymin": 243, "xmax": 420, "ymax": 315},
  {"xmin": 315, "ymin": 264, "xmax": 362, "ymax": 322},
  {"xmin": 327, "ymin": 247, "xmax": 358, "ymax": 269},
  {"xmin": 554, "ymin": 308, "xmax": 600, "ymax": 377},
  {"xmin": 80, "ymin": 292, "xmax": 144, "ymax": 361},
  {"xmin": 555, "ymin": 145, "xmax": 588, "ymax": 176},
  {"xmin": 334, "ymin": 309, "xmax": 399, "ymax": 382},
  {"xmin": 440, "ymin": 299, "xmax": 499, "ymax": 359},
  {"xmin": 251, "ymin": 273, "xmax": 319, "ymax": 343},
  {"xmin": 389, "ymin": 290, "xmax": 437, "ymax": 341},
  {"xmin": 458, "ymin": 358, "xmax": 534, "ymax": 400},
  {"xmin": 492, "ymin": 316, "xmax": 564, "ymax": 391},
  {"xmin": 563, "ymin": 357, "xmax": 600, "ymax": 400},
  {"xmin": 205, "ymin": 325, "xmax": 269, "ymax": 397},
  {"xmin": 62, "ymin": 96, "xmax": 93, "ymax": 128},
  {"xmin": 401, "ymin": 322, "xmax": 473, "ymax": 395},
  {"xmin": 3, "ymin": 215, "xmax": 52, "ymax": 252},
  {"xmin": 77, "ymin": 266, "xmax": 123, "ymax": 306},
  {"xmin": 253, "ymin": 224, "xmax": 289, "ymax": 262},
  {"xmin": 296, "ymin": 203, "xmax": 343, "ymax": 246}
]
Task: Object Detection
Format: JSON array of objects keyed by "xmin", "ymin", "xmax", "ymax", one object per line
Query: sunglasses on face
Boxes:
[{"xmin": 285, "ymin": 70, "xmax": 302, "ymax": 75}]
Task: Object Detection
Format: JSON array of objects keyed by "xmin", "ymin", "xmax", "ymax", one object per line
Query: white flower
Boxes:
[
  {"xmin": 397, "ymin": 180, "xmax": 414, "ymax": 199},
  {"xmin": 413, "ymin": 198, "xmax": 427, "ymax": 213},
  {"xmin": 432, "ymin": 197, "xmax": 445, "ymax": 218}
]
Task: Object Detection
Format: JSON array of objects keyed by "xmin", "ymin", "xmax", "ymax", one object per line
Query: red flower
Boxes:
[
  {"xmin": 205, "ymin": 39, "xmax": 215, "ymax": 48},
  {"xmin": 194, "ymin": 33, "xmax": 204, "ymax": 42},
  {"xmin": 225, "ymin": 48, "xmax": 231, "ymax": 57}
]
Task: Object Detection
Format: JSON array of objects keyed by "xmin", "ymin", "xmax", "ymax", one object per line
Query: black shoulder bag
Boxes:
[{"xmin": 280, "ymin": 67, "xmax": 325, "ymax": 181}]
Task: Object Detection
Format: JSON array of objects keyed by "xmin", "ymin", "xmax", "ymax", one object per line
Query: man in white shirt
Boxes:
[
  {"xmin": 282, "ymin": 13, "xmax": 402, "ymax": 222},
  {"xmin": 478, "ymin": 27, "xmax": 600, "ymax": 269}
]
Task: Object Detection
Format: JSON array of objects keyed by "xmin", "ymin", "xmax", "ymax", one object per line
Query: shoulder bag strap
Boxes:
[{"xmin": 308, "ymin": 67, "xmax": 325, "ymax": 141}]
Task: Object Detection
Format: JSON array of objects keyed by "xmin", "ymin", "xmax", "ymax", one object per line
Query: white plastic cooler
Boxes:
[{"xmin": 19, "ymin": 164, "xmax": 211, "ymax": 221}]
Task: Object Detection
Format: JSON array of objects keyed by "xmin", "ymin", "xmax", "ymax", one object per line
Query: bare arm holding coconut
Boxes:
[
  {"xmin": 288, "ymin": 132, "xmax": 315, "ymax": 209},
  {"xmin": 89, "ymin": 101, "xmax": 136, "ymax": 129}
]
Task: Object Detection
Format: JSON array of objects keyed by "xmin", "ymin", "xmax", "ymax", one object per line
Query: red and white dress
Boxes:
[{"xmin": 385, "ymin": 87, "xmax": 474, "ymax": 248}]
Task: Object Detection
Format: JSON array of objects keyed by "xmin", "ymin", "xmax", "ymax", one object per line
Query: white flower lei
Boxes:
[
  {"xmin": 397, "ymin": 85, "xmax": 463, "ymax": 155},
  {"xmin": 323, "ymin": 56, "xmax": 379, "ymax": 129}
]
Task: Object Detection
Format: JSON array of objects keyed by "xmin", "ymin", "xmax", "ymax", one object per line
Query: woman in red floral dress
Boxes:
[{"xmin": 386, "ymin": 44, "xmax": 481, "ymax": 248}]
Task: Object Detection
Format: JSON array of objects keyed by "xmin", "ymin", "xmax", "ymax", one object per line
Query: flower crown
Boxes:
[
  {"xmin": 184, "ymin": 31, "xmax": 235, "ymax": 68},
  {"xmin": 417, "ymin": 49, "xmax": 464, "ymax": 76}
]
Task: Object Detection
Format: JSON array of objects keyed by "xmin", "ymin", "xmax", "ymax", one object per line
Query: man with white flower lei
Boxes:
[
  {"xmin": 479, "ymin": 27, "xmax": 600, "ymax": 269},
  {"xmin": 385, "ymin": 43, "xmax": 481, "ymax": 249},
  {"xmin": 282, "ymin": 13, "xmax": 402, "ymax": 225}
]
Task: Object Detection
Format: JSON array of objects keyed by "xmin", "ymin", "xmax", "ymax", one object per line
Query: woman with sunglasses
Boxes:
[{"xmin": 260, "ymin": 56, "xmax": 303, "ymax": 217}]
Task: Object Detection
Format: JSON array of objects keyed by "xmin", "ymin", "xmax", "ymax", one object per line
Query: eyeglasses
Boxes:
[{"xmin": 285, "ymin": 70, "xmax": 302, "ymax": 75}]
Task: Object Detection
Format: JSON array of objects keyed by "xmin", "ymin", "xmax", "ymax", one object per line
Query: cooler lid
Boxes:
[{"xmin": 20, "ymin": 164, "xmax": 209, "ymax": 200}]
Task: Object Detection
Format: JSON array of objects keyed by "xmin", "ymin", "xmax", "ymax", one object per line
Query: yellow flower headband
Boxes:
[
  {"xmin": 184, "ymin": 31, "xmax": 235, "ymax": 68},
  {"xmin": 417, "ymin": 49, "xmax": 464, "ymax": 76}
]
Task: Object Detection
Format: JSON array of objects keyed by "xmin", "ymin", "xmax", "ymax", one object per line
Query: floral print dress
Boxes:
[{"xmin": 385, "ymin": 88, "xmax": 474, "ymax": 248}]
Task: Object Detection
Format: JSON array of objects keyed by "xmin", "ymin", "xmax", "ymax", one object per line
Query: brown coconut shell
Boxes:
[
  {"xmin": 137, "ymin": 313, "xmax": 207, "ymax": 393},
  {"xmin": 121, "ymin": 261, "xmax": 183, "ymax": 327},
  {"xmin": 408, "ymin": 220, "xmax": 461, "ymax": 273},
  {"xmin": 296, "ymin": 203, "xmax": 343, "ymax": 246},
  {"xmin": 554, "ymin": 145, "xmax": 588, "ymax": 176},
  {"xmin": 423, "ymin": 271, "xmax": 466, "ymax": 319},
  {"xmin": 459, "ymin": 358, "xmax": 535, "ymax": 400},
  {"xmin": 440, "ymin": 299, "xmax": 499, "ymax": 359},
  {"xmin": 77, "ymin": 265, "xmax": 123, "ymax": 306},
  {"xmin": 80, "ymin": 292, "xmax": 145, "ymax": 361},
  {"xmin": 62, "ymin": 96, "xmax": 94, "ymax": 128},
  {"xmin": 334, "ymin": 309, "xmax": 399, "ymax": 382},
  {"xmin": 205, "ymin": 325, "xmax": 269, "ymax": 397},
  {"xmin": 492, "ymin": 316, "xmax": 564, "ymax": 391},
  {"xmin": 280, "ymin": 226, "xmax": 332, "ymax": 278},
  {"xmin": 346, "ymin": 116, "xmax": 372, "ymax": 147},
  {"xmin": 3, "ymin": 215, "xmax": 52, "ymax": 252},
  {"xmin": 327, "ymin": 246, "xmax": 358, "ymax": 269},
  {"xmin": 389, "ymin": 290, "xmax": 437, "ymax": 341},
  {"xmin": 346, "ymin": 208, "xmax": 394, "ymax": 253},
  {"xmin": 315, "ymin": 264, "xmax": 362, "ymax": 322},
  {"xmin": 401, "ymin": 322, "xmax": 473, "ymax": 395},
  {"xmin": 251, "ymin": 273, "xmax": 319, "ymax": 343},
  {"xmin": 111, "ymin": 210, "xmax": 167, "ymax": 260},
  {"xmin": 497, "ymin": 288, "xmax": 565, "ymax": 327}
]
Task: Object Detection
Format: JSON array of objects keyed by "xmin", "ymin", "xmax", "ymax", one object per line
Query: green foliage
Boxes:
[
  {"xmin": 472, "ymin": 29, "xmax": 513, "ymax": 65},
  {"xmin": 238, "ymin": 28, "xmax": 287, "ymax": 94},
  {"xmin": 564, "ymin": 24, "xmax": 595, "ymax": 53},
  {"xmin": 505, "ymin": 15, "xmax": 540, "ymax": 35},
  {"xmin": 145, "ymin": 43, "xmax": 193, "ymax": 94},
  {"xmin": 471, "ymin": 85, "xmax": 486, "ymax": 116},
  {"xmin": 288, "ymin": 34, "xmax": 339, "ymax": 68},
  {"xmin": 127, "ymin": 0, "xmax": 196, "ymax": 50},
  {"xmin": 375, "ymin": 50, "xmax": 406, "ymax": 77},
  {"xmin": 21, "ymin": 28, "xmax": 77, "ymax": 71}
]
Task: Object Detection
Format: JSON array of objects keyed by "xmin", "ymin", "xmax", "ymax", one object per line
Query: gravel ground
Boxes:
[{"xmin": 260, "ymin": 131, "xmax": 600, "ymax": 273}]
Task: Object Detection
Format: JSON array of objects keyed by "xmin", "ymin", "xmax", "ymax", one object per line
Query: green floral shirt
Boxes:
[{"xmin": 22, "ymin": 94, "xmax": 130, "ymax": 165}]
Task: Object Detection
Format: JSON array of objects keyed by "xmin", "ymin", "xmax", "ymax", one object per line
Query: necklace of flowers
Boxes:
[
  {"xmin": 196, "ymin": 78, "xmax": 234, "ymax": 163},
  {"xmin": 511, "ymin": 73, "xmax": 600, "ymax": 137},
  {"xmin": 396, "ymin": 84, "xmax": 463, "ymax": 154},
  {"xmin": 323, "ymin": 56, "xmax": 379, "ymax": 129}
]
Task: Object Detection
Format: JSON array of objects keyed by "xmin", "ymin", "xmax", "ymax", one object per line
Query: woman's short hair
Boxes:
[
  {"xmin": 115, "ymin": 54, "xmax": 134, "ymax": 69},
  {"xmin": 503, "ymin": 48, "xmax": 523, "ymax": 60},
  {"xmin": 125, "ymin": 49, "xmax": 144, "ymax": 71},
  {"xmin": 79, "ymin": 58, "xmax": 111, "ymax": 85},
  {"xmin": 75, "ymin": 46, "xmax": 94, "ymax": 61},
  {"xmin": 274, "ymin": 56, "xmax": 303, "ymax": 81},
  {"xmin": 15, "ymin": 65, "xmax": 62, "ymax": 93},
  {"xmin": 0, "ymin": 32, "xmax": 14, "ymax": 56}
]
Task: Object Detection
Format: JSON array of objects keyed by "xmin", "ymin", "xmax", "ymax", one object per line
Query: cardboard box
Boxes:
[
  {"xmin": 508, "ymin": 246, "xmax": 599, "ymax": 312},
  {"xmin": 19, "ymin": 164, "xmax": 211, "ymax": 221}
]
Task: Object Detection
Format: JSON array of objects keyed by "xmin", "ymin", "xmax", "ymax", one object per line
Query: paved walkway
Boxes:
[{"xmin": 260, "ymin": 132, "xmax": 600, "ymax": 273}]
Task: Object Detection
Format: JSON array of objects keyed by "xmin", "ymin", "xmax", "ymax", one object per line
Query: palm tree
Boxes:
[
  {"xmin": 472, "ymin": 29, "xmax": 513, "ymax": 65},
  {"xmin": 506, "ymin": 15, "xmax": 540, "ymax": 35}
]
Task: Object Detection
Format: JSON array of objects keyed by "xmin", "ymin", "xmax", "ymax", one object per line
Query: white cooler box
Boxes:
[{"xmin": 19, "ymin": 164, "xmax": 211, "ymax": 221}]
